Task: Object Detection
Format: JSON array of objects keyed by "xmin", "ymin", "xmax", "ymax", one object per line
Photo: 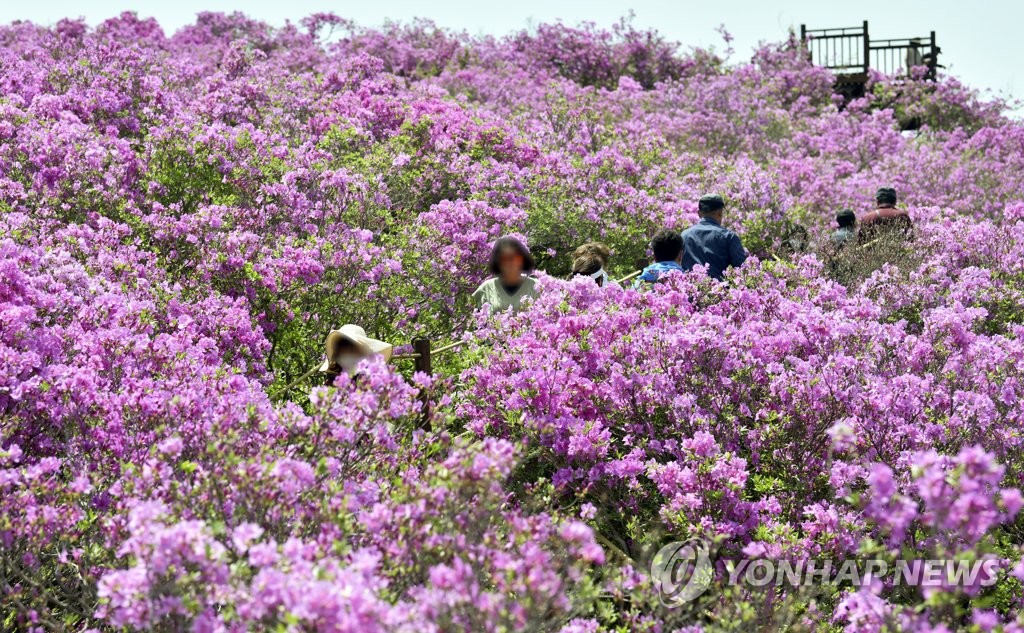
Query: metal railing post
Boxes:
[
  {"xmin": 862, "ymin": 20, "xmax": 870, "ymax": 75},
  {"xmin": 929, "ymin": 30, "xmax": 938, "ymax": 80}
]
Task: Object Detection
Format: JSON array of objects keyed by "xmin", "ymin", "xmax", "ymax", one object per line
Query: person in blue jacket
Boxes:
[
  {"xmin": 681, "ymin": 194, "xmax": 747, "ymax": 281},
  {"xmin": 635, "ymin": 229, "xmax": 685, "ymax": 287}
]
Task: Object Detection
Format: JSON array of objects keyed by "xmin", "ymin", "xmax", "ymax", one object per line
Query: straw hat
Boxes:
[{"xmin": 319, "ymin": 324, "xmax": 393, "ymax": 372}]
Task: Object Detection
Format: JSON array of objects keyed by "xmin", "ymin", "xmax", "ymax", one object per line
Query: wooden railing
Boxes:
[
  {"xmin": 800, "ymin": 21, "xmax": 939, "ymax": 81},
  {"xmin": 275, "ymin": 239, "xmax": 911, "ymax": 400},
  {"xmin": 272, "ymin": 264, "xmax": 652, "ymax": 400}
]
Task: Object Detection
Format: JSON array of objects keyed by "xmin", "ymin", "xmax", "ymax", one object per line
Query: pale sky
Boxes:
[{"xmin": 2, "ymin": 0, "xmax": 1019, "ymax": 106}]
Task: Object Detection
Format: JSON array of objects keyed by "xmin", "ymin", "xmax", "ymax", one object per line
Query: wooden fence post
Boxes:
[
  {"xmin": 412, "ymin": 337, "xmax": 432, "ymax": 376},
  {"xmin": 412, "ymin": 337, "xmax": 432, "ymax": 428}
]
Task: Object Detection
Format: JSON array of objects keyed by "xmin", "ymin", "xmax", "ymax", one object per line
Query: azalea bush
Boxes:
[{"xmin": 3, "ymin": 10, "xmax": 1024, "ymax": 632}]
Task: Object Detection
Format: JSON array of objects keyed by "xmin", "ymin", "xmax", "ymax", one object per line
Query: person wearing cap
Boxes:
[
  {"xmin": 859, "ymin": 187, "xmax": 912, "ymax": 242},
  {"xmin": 831, "ymin": 209, "xmax": 857, "ymax": 247},
  {"xmin": 921, "ymin": 45, "xmax": 944, "ymax": 76},
  {"xmin": 472, "ymin": 235, "xmax": 539, "ymax": 312},
  {"xmin": 635, "ymin": 229, "xmax": 685, "ymax": 287},
  {"xmin": 680, "ymin": 194, "xmax": 747, "ymax": 281},
  {"xmin": 571, "ymin": 242, "xmax": 620, "ymax": 288},
  {"xmin": 320, "ymin": 324, "xmax": 393, "ymax": 382}
]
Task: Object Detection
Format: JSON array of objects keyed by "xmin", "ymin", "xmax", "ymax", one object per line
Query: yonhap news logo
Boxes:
[
  {"xmin": 650, "ymin": 538, "xmax": 713, "ymax": 607},
  {"xmin": 650, "ymin": 539, "xmax": 1006, "ymax": 608}
]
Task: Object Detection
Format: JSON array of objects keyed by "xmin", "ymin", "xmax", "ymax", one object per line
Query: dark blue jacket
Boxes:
[{"xmin": 681, "ymin": 218, "xmax": 747, "ymax": 281}]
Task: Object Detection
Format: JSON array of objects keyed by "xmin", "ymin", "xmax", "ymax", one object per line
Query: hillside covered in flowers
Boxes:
[{"xmin": 3, "ymin": 11, "xmax": 1024, "ymax": 632}]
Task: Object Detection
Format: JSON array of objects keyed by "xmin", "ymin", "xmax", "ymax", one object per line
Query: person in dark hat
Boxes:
[
  {"xmin": 680, "ymin": 194, "xmax": 747, "ymax": 281},
  {"xmin": 859, "ymin": 187, "xmax": 912, "ymax": 243},
  {"xmin": 831, "ymin": 209, "xmax": 857, "ymax": 247},
  {"xmin": 875, "ymin": 187, "xmax": 897, "ymax": 206}
]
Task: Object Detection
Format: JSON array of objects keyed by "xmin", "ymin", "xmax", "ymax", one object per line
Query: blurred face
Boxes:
[
  {"xmin": 330, "ymin": 339, "xmax": 363, "ymax": 374},
  {"xmin": 498, "ymin": 247, "xmax": 524, "ymax": 276},
  {"xmin": 574, "ymin": 268, "xmax": 603, "ymax": 286}
]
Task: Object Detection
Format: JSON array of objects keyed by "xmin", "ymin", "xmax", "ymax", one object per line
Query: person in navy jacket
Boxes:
[{"xmin": 680, "ymin": 194, "xmax": 747, "ymax": 281}]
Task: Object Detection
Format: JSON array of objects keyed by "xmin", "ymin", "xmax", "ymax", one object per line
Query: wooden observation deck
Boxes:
[{"xmin": 800, "ymin": 21, "xmax": 940, "ymax": 100}]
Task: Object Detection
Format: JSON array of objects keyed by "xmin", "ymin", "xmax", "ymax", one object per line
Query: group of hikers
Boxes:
[
  {"xmin": 831, "ymin": 187, "xmax": 912, "ymax": 247},
  {"xmin": 469, "ymin": 192, "xmax": 748, "ymax": 319},
  {"xmin": 319, "ymin": 188, "xmax": 912, "ymax": 380}
]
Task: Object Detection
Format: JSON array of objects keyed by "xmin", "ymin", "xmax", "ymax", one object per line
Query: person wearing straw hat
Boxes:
[
  {"xmin": 319, "ymin": 324, "xmax": 393, "ymax": 382},
  {"xmin": 472, "ymin": 235, "xmax": 539, "ymax": 312}
]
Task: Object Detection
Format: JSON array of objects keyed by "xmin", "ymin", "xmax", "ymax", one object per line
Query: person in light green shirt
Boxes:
[{"xmin": 472, "ymin": 236, "xmax": 539, "ymax": 313}]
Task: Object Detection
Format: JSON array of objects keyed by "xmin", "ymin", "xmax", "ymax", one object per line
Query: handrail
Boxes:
[
  {"xmin": 803, "ymin": 27, "xmax": 866, "ymax": 36},
  {"xmin": 871, "ymin": 38, "xmax": 927, "ymax": 46},
  {"xmin": 434, "ymin": 340, "xmax": 467, "ymax": 355},
  {"xmin": 274, "ymin": 267, "xmax": 645, "ymax": 397},
  {"xmin": 616, "ymin": 270, "xmax": 643, "ymax": 284},
  {"xmin": 271, "ymin": 351, "xmax": 421, "ymax": 398},
  {"xmin": 401, "ymin": 270, "xmax": 663, "ymax": 366},
  {"xmin": 274, "ymin": 238, "xmax": 894, "ymax": 399},
  {"xmin": 271, "ymin": 364, "xmax": 320, "ymax": 398}
]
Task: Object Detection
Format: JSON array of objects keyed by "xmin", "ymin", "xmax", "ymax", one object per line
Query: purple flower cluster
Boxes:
[
  {"xmin": 3, "ymin": 9, "xmax": 1024, "ymax": 632},
  {"xmin": 462, "ymin": 257, "xmax": 1024, "ymax": 628}
]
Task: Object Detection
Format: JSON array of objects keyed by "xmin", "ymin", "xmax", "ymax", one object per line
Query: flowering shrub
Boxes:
[{"xmin": 3, "ymin": 10, "xmax": 1024, "ymax": 632}]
